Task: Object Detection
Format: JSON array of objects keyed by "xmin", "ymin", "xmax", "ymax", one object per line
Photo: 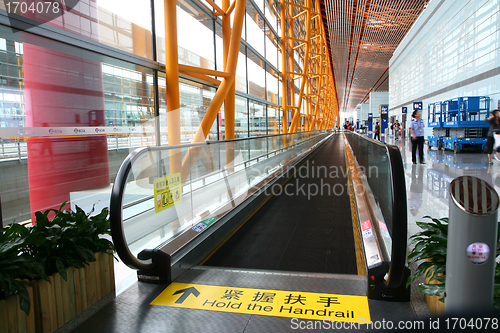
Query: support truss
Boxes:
[
  {"xmin": 163, "ymin": 0, "xmax": 246, "ymax": 178},
  {"xmin": 165, "ymin": 0, "xmax": 337, "ymax": 180},
  {"xmin": 279, "ymin": 0, "xmax": 338, "ymax": 132}
]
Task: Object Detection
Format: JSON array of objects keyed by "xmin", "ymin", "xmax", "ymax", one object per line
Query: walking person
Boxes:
[
  {"xmin": 409, "ymin": 110, "xmax": 425, "ymax": 164},
  {"xmin": 394, "ymin": 120, "xmax": 401, "ymax": 140},
  {"xmin": 485, "ymin": 109, "xmax": 500, "ymax": 164},
  {"xmin": 374, "ymin": 121, "xmax": 380, "ymax": 140}
]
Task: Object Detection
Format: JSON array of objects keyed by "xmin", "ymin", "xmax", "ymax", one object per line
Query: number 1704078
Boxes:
[
  {"xmin": 6, "ymin": 1, "xmax": 61, "ymax": 15},
  {"xmin": 445, "ymin": 317, "xmax": 498, "ymax": 330}
]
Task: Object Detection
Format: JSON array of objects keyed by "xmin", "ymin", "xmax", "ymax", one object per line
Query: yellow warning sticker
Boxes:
[
  {"xmin": 151, "ymin": 283, "xmax": 370, "ymax": 322},
  {"xmin": 154, "ymin": 173, "xmax": 182, "ymax": 213}
]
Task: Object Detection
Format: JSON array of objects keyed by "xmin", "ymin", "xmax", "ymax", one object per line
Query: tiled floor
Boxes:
[{"xmin": 381, "ymin": 133, "xmax": 498, "ymax": 241}]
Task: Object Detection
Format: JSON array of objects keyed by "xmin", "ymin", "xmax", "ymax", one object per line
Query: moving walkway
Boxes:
[{"xmin": 110, "ymin": 130, "xmax": 409, "ymax": 300}]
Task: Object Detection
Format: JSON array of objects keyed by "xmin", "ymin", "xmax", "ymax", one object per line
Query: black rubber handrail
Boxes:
[
  {"xmin": 349, "ymin": 131, "xmax": 408, "ymax": 289},
  {"xmin": 384, "ymin": 144, "xmax": 408, "ymax": 288},
  {"xmin": 110, "ymin": 130, "xmax": 329, "ymax": 271}
]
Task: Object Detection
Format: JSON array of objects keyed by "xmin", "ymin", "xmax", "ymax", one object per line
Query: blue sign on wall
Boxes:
[
  {"xmin": 381, "ymin": 117, "xmax": 388, "ymax": 134},
  {"xmin": 413, "ymin": 102, "xmax": 422, "ymax": 110},
  {"xmin": 402, "ymin": 106, "xmax": 407, "ymax": 114},
  {"xmin": 368, "ymin": 113, "xmax": 373, "ymax": 131},
  {"xmin": 380, "ymin": 105, "xmax": 389, "ymax": 134}
]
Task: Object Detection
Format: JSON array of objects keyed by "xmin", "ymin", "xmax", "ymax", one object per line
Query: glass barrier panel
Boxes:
[
  {"xmin": 122, "ymin": 147, "xmax": 192, "ymax": 256},
  {"xmin": 118, "ymin": 131, "xmax": 329, "ymax": 256},
  {"xmin": 346, "ymin": 133, "xmax": 393, "ymax": 256}
]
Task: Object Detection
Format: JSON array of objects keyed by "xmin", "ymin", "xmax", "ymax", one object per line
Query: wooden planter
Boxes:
[
  {"xmin": 0, "ymin": 252, "xmax": 114, "ymax": 333},
  {"xmin": 424, "ymin": 267, "xmax": 445, "ymax": 316},
  {"xmin": 0, "ymin": 284, "xmax": 36, "ymax": 333}
]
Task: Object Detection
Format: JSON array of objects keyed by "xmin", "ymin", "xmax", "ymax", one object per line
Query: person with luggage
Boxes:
[
  {"xmin": 393, "ymin": 120, "xmax": 401, "ymax": 140},
  {"xmin": 374, "ymin": 121, "xmax": 380, "ymax": 140}
]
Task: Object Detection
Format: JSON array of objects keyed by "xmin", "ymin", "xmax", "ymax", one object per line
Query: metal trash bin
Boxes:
[{"xmin": 446, "ymin": 176, "xmax": 499, "ymax": 314}]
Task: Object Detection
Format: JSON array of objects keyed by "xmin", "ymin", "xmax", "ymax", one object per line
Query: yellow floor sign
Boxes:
[{"xmin": 151, "ymin": 283, "xmax": 370, "ymax": 322}]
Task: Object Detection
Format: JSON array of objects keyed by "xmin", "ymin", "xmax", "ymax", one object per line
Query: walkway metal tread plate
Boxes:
[
  {"xmin": 71, "ymin": 269, "xmax": 415, "ymax": 333},
  {"xmin": 177, "ymin": 268, "xmax": 366, "ymax": 296}
]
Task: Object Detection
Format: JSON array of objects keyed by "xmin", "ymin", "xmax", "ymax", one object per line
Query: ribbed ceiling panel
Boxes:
[{"xmin": 323, "ymin": 0, "xmax": 427, "ymax": 113}]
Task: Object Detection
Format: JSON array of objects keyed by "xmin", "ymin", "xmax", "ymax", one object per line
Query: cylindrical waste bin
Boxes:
[{"xmin": 446, "ymin": 176, "xmax": 499, "ymax": 314}]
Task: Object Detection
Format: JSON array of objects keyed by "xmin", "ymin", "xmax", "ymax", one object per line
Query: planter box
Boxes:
[
  {"xmin": 424, "ymin": 268, "xmax": 445, "ymax": 316},
  {"xmin": 0, "ymin": 283, "xmax": 36, "ymax": 333},
  {"xmin": 0, "ymin": 252, "xmax": 114, "ymax": 333}
]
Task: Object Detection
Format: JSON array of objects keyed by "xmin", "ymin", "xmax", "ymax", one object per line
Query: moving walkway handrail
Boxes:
[
  {"xmin": 110, "ymin": 130, "xmax": 326, "ymax": 272},
  {"xmin": 349, "ymin": 131, "xmax": 408, "ymax": 289}
]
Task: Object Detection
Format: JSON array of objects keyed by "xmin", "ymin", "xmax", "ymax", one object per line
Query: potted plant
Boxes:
[
  {"xmin": 0, "ymin": 224, "xmax": 49, "ymax": 332},
  {"xmin": 407, "ymin": 215, "xmax": 500, "ymax": 315},
  {"xmin": 0, "ymin": 202, "xmax": 115, "ymax": 333}
]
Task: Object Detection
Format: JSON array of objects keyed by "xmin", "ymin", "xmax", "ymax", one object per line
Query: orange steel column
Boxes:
[
  {"xmin": 223, "ymin": 0, "xmax": 235, "ymax": 171},
  {"xmin": 287, "ymin": 15, "xmax": 296, "ymax": 133},
  {"xmin": 165, "ymin": 0, "xmax": 182, "ymax": 174},
  {"xmin": 191, "ymin": 0, "xmax": 245, "ymax": 143},
  {"xmin": 223, "ymin": 0, "xmax": 235, "ymax": 140},
  {"xmin": 289, "ymin": 5, "xmax": 310, "ymax": 133},
  {"xmin": 280, "ymin": 0, "xmax": 288, "ymax": 134},
  {"xmin": 181, "ymin": 0, "xmax": 246, "ymax": 178}
]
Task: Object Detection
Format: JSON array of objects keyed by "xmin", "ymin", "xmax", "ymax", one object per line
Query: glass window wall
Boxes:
[
  {"xmin": 1, "ymin": 0, "xmax": 155, "ymax": 59},
  {"xmin": 266, "ymin": 70, "xmax": 279, "ymax": 104},
  {"xmin": 247, "ymin": 50, "xmax": 266, "ymax": 99},
  {"xmin": 155, "ymin": 2, "xmax": 215, "ymax": 69},
  {"xmin": 179, "ymin": 80, "xmax": 218, "ymax": 142},
  {"xmin": 264, "ymin": 1, "xmax": 278, "ymax": 32},
  {"xmin": 268, "ymin": 106, "xmax": 280, "ymax": 134},
  {"xmin": 246, "ymin": 11, "xmax": 265, "ymax": 56},
  {"xmin": 265, "ymin": 30, "xmax": 279, "ymax": 68},
  {"xmin": 235, "ymin": 95, "xmax": 248, "ymax": 138},
  {"xmin": 215, "ymin": 37, "xmax": 248, "ymax": 95},
  {"xmin": 253, "ymin": 0, "xmax": 265, "ymax": 14},
  {"xmin": 249, "ymin": 100, "xmax": 266, "ymax": 136},
  {"xmin": 0, "ymin": 36, "xmax": 156, "ymax": 226},
  {"xmin": 236, "ymin": 49, "xmax": 248, "ymax": 93}
]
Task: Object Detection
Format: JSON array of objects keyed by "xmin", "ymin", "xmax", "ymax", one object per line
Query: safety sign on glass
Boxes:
[
  {"xmin": 151, "ymin": 282, "xmax": 371, "ymax": 322},
  {"xmin": 361, "ymin": 220, "xmax": 373, "ymax": 239},
  {"xmin": 154, "ymin": 173, "xmax": 182, "ymax": 213}
]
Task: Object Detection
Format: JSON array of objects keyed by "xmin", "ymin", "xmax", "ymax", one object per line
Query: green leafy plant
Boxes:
[
  {"xmin": 0, "ymin": 224, "xmax": 49, "ymax": 315},
  {"xmin": 0, "ymin": 202, "xmax": 115, "ymax": 315},
  {"xmin": 407, "ymin": 216, "xmax": 448, "ymax": 302},
  {"xmin": 24, "ymin": 202, "xmax": 115, "ymax": 280},
  {"xmin": 407, "ymin": 215, "xmax": 500, "ymax": 309}
]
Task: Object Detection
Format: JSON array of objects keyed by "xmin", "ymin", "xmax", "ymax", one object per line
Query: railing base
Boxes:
[{"xmin": 368, "ymin": 265, "xmax": 411, "ymax": 302}]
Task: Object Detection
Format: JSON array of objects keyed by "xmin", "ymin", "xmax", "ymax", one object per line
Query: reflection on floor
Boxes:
[{"xmin": 384, "ymin": 134, "xmax": 497, "ymax": 242}]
